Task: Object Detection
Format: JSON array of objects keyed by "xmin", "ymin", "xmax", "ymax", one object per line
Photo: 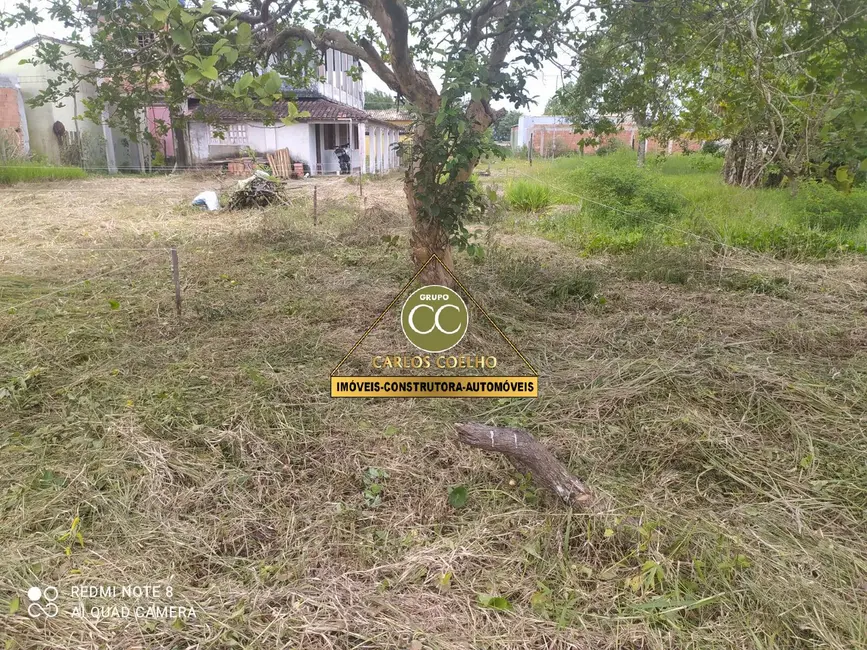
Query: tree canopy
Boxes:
[
  {"xmin": 551, "ymin": 0, "xmax": 867, "ymax": 183},
  {"xmin": 364, "ymin": 89, "xmax": 396, "ymax": 111},
  {"xmin": 492, "ymin": 109, "xmax": 520, "ymax": 142}
]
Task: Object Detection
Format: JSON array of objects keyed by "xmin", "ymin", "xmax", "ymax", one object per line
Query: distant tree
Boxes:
[
  {"xmin": 492, "ymin": 110, "xmax": 520, "ymax": 141},
  {"xmin": 364, "ymin": 89, "xmax": 396, "ymax": 110},
  {"xmin": 544, "ymin": 85, "xmax": 571, "ymax": 115}
]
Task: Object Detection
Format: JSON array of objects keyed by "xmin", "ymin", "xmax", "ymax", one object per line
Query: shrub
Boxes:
[
  {"xmin": 505, "ymin": 179, "xmax": 552, "ymax": 212},
  {"xmin": 594, "ymin": 137, "xmax": 624, "ymax": 157},
  {"xmin": 791, "ymin": 181, "xmax": 867, "ymax": 231},
  {"xmin": 701, "ymin": 140, "xmax": 725, "ymax": 157},
  {"xmin": 0, "ymin": 161, "xmax": 86, "ymax": 184},
  {"xmin": 571, "ymin": 155, "xmax": 685, "ymax": 228}
]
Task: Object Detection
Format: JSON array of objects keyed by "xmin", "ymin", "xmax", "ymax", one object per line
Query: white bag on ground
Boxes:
[{"xmin": 192, "ymin": 191, "xmax": 220, "ymax": 211}]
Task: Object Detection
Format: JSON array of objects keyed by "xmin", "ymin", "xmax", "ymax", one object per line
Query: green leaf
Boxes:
[
  {"xmin": 184, "ymin": 69, "xmax": 202, "ymax": 85},
  {"xmin": 200, "ymin": 66, "xmax": 218, "ymax": 81},
  {"xmin": 152, "ymin": 8, "xmax": 169, "ymax": 21},
  {"xmin": 476, "ymin": 593, "xmax": 512, "ymax": 611},
  {"xmin": 236, "ymin": 22, "xmax": 252, "ymax": 47},
  {"xmin": 835, "ymin": 166, "xmax": 850, "ymax": 183},
  {"xmin": 171, "ymin": 28, "xmax": 193, "ymax": 50},
  {"xmin": 9, "ymin": 595, "xmax": 19, "ymax": 615},
  {"xmin": 212, "ymin": 38, "xmax": 228, "ymax": 54},
  {"xmin": 182, "ymin": 54, "xmax": 201, "ymax": 66},
  {"xmin": 202, "ymin": 55, "xmax": 219, "ymax": 69},
  {"xmin": 234, "ymin": 72, "xmax": 254, "ymax": 94},
  {"xmin": 860, "ymin": 158, "xmax": 867, "ymax": 172},
  {"xmin": 222, "ymin": 47, "xmax": 238, "ymax": 65},
  {"xmin": 199, "ymin": 0, "xmax": 214, "ymax": 14},
  {"xmin": 449, "ymin": 485, "xmax": 468, "ymax": 508},
  {"xmin": 851, "ymin": 110, "xmax": 867, "ymax": 130},
  {"xmin": 447, "ymin": 485, "xmax": 468, "ymax": 508},
  {"xmin": 108, "ymin": 299, "xmax": 120, "ymax": 310},
  {"xmin": 263, "ymin": 72, "xmax": 282, "ymax": 95}
]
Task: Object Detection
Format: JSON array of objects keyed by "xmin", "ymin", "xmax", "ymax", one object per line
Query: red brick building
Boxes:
[
  {"xmin": 527, "ymin": 121, "xmax": 701, "ymax": 157},
  {"xmin": 0, "ymin": 74, "xmax": 29, "ymax": 155}
]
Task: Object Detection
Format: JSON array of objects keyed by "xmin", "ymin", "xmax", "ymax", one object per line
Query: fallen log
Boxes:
[{"xmin": 455, "ymin": 423, "xmax": 595, "ymax": 509}]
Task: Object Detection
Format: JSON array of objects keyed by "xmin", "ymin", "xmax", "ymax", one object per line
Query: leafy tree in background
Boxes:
[
  {"xmin": 553, "ymin": 0, "xmax": 867, "ymax": 186},
  {"xmin": 364, "ymin": 89, "xmax": 396, "ymax": 111},
  {"xmin": 551, "ymin": 1, "xmax": 699, "ymax": 167},
  {"xmin": 544, "ymin": 83, "xmax": 570, "ymax": 115},
  {"xmin": 491, "ymin": 109, "xmax": 520, "ymax": 142},
  {"xmin": 3, "ymin": 0, "xmax": 580, "ymax": 283}
]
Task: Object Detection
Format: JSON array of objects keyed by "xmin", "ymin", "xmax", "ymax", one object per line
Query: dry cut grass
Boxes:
[{"xmin": 0, "ymin": 173, "xmax": 866, "ymax": 649}]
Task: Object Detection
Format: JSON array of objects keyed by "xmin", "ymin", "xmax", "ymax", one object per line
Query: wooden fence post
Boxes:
[
  {"xmin": 313, "ymin": 185, "xmax": 318, "ymax": 226},
  {"xmin": 170, "ymin": 247, "xmax": 181, "ymax": 317}
]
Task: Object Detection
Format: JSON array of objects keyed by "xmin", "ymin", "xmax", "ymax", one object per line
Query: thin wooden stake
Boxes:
[
  {"xmin": 358, "ymin": 167, "xmax": 363, "ymax": 197},
  {"xmin": 313, "ymin": 185, "xmax": 318, "ymax": 225},
  {"xmin": 170, "ymin": 247, "xmax": 181, "ymax": 317}
]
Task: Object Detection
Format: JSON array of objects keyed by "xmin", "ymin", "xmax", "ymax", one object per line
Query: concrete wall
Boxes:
[
  {"xmin": 0, "ymin": 42, "xmax": 103, "ymax": 164},
  {"xmin": 513, "ymin": 115, "xmax": 570, "ymax": 148},
  {"xmin": 189, "ymin": 120, "xmax": 316, "ymax": 170}
]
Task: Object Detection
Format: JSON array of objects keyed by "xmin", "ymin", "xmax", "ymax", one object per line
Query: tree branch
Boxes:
[{"xmin": 455, "ymin": 423, "xmax": 596, "ymax": 509}]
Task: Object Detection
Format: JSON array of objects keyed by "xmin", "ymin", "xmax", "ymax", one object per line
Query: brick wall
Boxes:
[
  {"xmin": 528, "ymin": 124, "xmax": 701, "ymax": 156},
  {"xmin": 0, "ymin": 87, "xmax": 25, "ymax": 150}
]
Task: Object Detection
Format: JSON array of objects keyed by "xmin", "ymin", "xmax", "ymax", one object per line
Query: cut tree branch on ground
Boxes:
[{"xmin": 455, "ymin": 423, "xmax": 596, "ymax": 510}]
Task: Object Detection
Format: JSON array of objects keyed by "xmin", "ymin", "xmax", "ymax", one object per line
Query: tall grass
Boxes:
[
  {"xmin": 0, "ymin": 161, "xmax": 86, "ymax": 184},
  {"xmin": 505, "ymin": 179, "xmax": 551, "ymax": 212},
  {"xmin": 505, "ymin": 151, "xmax": 867, "ymax": 258}
]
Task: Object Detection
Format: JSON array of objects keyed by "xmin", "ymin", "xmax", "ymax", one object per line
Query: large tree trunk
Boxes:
[
  {"xmin": 723, "ymin": 130, "xmax": 767, "ymax": 188},
  {"xmin": 403, "ymin": 101, "xmax": 494, "ymax": 287},
  {"xmin": 405, "ymin": 178, "xmax": 456, "ymax": 286},
  {"xmin": 170, "ymin": 109, "xmax": 190, "ymax": 169},
  {"xmin": 637, "ymin": 136, "xmax": 647, "ymax": 167}
]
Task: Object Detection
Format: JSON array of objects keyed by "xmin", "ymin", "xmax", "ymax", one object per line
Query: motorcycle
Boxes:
[{"xmin": 334, "ymin": 142, "xmax": 351, "ymax": 175}]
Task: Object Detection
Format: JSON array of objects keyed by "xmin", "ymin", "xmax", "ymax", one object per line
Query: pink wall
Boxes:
[{"xmin": 146, "ymin": 106, "xmax": 175, "ymax": 158}]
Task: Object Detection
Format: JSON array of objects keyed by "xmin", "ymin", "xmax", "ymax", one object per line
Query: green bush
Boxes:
[
  {"xmin": 595, "ymin": 137, "xmax": 624, "ymax": 157},
  {"xmin": 791, "ymin": 181, "xmax": 867, "ymax": 231},
  {"xmin": 571, "ymin": 154, "xmax": 685, "ymax": 228},
  {"xmin": 0, "ymin": 161, "xmax": 86, "ymax": 184},
  {"xmin": 505, "ymin": 179, "xmax": 552, "ymax": 212}
]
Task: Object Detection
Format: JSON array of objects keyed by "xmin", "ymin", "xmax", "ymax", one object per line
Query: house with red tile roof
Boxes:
[{"xmin": 186, "ymin": 47, "xmax": 401, "ymax": 175}]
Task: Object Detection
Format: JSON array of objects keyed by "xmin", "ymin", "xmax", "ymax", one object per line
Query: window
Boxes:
[
  {"xmin": 136, "ymin": 31, "xmax": 155, "ymax": 50},
  {"xmin": 211, "ymin": 124, "xmax": 247, "ymax": 145}
]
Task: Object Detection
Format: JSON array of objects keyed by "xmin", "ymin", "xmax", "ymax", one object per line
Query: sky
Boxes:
[{"xmin": 1, "ymin": 6, "xmax": 566, "ymax": 114}]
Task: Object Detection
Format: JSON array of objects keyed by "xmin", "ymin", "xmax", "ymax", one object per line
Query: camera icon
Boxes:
[{"xmin": 27, "ymin": 586, "xmax": 59, "ymax": 618}]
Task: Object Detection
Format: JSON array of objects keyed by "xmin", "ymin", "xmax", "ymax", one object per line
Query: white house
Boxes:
[
  {"xmin": 187, "ymin": 47, "xmax": 401, "ymax": 175},
  {"xmin": 510, "ymin": 115, "xmax": 570, "ymax": 149}
]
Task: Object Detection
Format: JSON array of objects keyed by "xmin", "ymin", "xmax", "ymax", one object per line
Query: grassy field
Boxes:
[
  {"xmin": 1, "ymin": 163, "xmax": 866, "ymax": 649},
  {"xmin": 0, "ymin": 161, "xmax": 87, "ymax": 184},
  {"xmin": 499, "ymin": 151, "xmax": 867, "ymax": 258}
]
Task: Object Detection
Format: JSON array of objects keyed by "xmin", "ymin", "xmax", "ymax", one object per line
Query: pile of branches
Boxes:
[{"xmin": 227, "ymin": 175, "xmax": 288, "ymax": 210}]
